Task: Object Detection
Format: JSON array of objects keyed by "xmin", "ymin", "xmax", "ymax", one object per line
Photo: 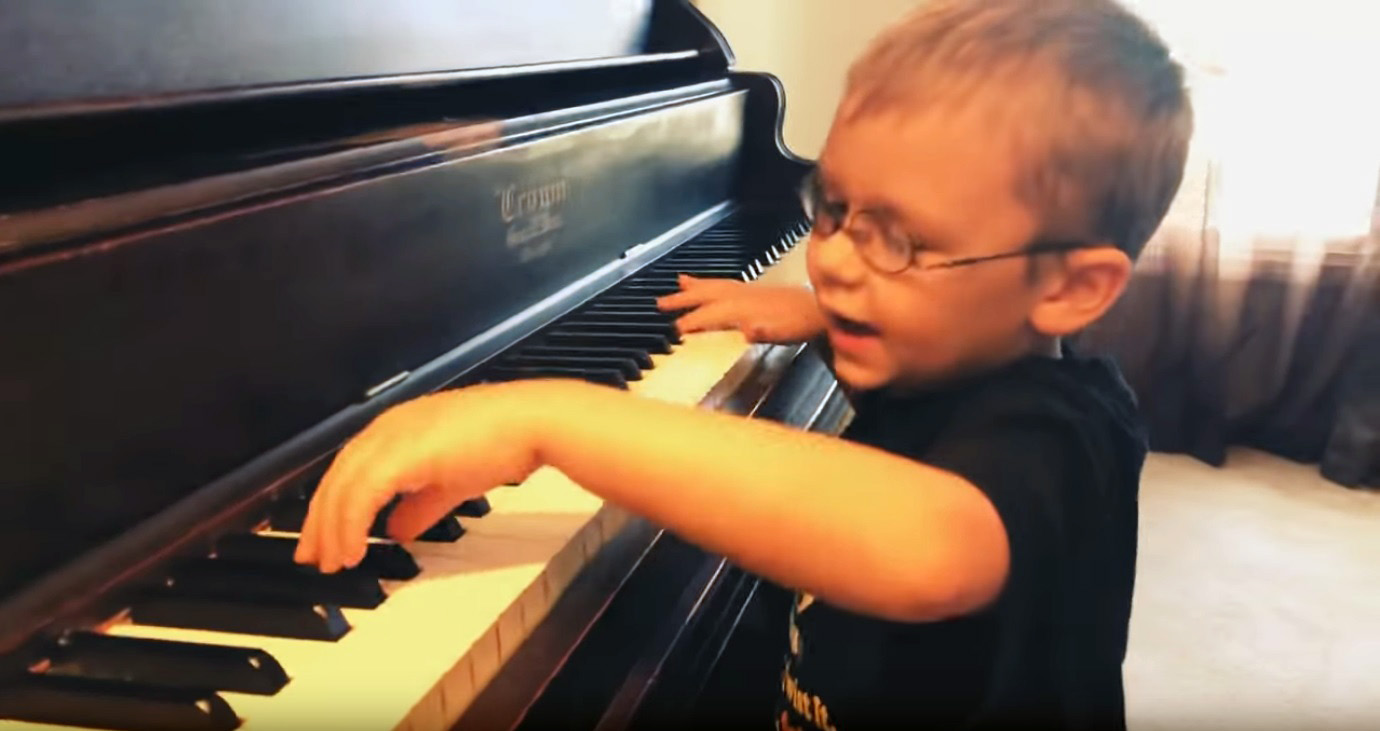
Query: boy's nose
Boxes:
[{"xmin": 808, "ymin": 228, "xmax": 870, "ymax": 289}]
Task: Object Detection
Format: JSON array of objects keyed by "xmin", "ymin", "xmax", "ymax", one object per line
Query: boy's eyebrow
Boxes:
[
  {"xmin": 866, "ymin": 193, "xmax": 960, "ymax": 251},
  {"xmin": 816, "ymin": 163, "xmax": 959, "ymax": 250}
]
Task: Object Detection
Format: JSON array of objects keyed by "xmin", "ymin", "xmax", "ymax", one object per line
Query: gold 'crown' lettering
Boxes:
[{"xmin": 497, "ymin": 179, "xmax": 569, "ymax": 223}]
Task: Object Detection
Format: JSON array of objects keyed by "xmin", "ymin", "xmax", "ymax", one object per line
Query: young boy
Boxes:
[{"xmin": 294, "ymin": 0, "xmax": 1192, "ymax": 727}]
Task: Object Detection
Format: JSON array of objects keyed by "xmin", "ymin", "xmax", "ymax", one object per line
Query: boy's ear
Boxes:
[{"xmin": 1028, "ymin": 245, "xmax": 1132, "ymax": 337}]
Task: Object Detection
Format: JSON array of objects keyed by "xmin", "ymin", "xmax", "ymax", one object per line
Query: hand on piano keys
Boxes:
[
  {"xmin": 293, "ymin": 385, "xmax": 547, "ymax": 575},
  {"xmin": 656, "ymin": 274, "xmax": 826, "ymax": 344}
]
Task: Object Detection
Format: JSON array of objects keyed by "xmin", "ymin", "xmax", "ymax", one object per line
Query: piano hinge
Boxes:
[{"xmin": 364, "ymin": 370, "xmax": 410, "ymax": 400}]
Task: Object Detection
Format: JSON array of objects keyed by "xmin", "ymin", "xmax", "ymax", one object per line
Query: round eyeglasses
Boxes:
[{"xmin": 798, "ymin": 171, "xmax": 1087, "ymax": 274}]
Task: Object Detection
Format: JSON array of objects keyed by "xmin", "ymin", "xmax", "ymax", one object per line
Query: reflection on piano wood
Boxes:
[{"xmin": 0, "ymin": 1, "xmax": 846, "ymax": 730}]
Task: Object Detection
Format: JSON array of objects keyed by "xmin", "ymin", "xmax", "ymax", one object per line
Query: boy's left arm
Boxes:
[{"xmin": 294, "ymin": 379, "xmax": 1010, "ymax": 622}]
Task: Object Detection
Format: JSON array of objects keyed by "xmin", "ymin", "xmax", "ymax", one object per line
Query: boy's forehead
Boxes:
[{"xmin": 818, "ymin": 105, "xmax": 1041, "ymax": 252}]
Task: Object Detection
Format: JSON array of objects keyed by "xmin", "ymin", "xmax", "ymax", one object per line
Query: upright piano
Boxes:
[{"xmin": 0, "ymin": 1, "xmax": 851, "ymax": 729}]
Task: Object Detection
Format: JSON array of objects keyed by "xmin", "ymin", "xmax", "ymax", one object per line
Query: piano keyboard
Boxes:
[{"xmin": 0, "ymin": 207, "xmax": 812, "ymax": 731}]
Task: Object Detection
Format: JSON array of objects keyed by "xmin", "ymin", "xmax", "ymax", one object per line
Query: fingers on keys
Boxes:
[
  {"xmin": 388, "ymin": 487, "xmax": 459, "ymax": 543},
  {"xmin": 656, "ymin": 275, "xmax": 752, "ymax": 335},
  {"xmin": 294, "ymin": 437, "xmax": 404, "ymax": 573},
  {"xmin": 656, "ymin": 274, "xmax": 740, "ymax": 311},
  {"xmin": 674, "ymin": 300, "xmax": 741, "ymax": 335}
]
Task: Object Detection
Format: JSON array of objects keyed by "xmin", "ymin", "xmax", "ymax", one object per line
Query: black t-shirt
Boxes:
[{"xmin": 775, "ymin": 344, "xmax": 1146, "ymax": 731}]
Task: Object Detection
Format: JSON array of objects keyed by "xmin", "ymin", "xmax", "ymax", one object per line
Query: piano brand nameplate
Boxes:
[
  {"xmin": 497, "ymin": 177, "xmax": 569, "ymax": 260},
  {"xmin": 0, "ymin": 90, "xmax": 747, "ymax": 602}
]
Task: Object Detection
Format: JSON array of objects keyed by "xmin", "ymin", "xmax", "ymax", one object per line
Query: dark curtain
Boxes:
[{"xmin": 1075, "ymin": 139, "xmax": 1380, "ymax": 488}]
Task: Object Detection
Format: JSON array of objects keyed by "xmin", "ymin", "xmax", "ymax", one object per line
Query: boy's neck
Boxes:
[
  {"xmin": 1035, "ymin": 336, "xmax": 1063, "ymax": 359},
  {"xmin": 874, "ymin": 337, "xmax": 1065, "ymax": 398}
]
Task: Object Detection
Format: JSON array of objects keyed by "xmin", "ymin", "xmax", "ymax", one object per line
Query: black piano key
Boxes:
[
  {"xmin": 165, "ymin": 558, "xmax": 386, "ymax": 609},
  {"xmin": 624, "ymin": 274, "xmax": 688, "ymax": 284},
  {"xmin": 588, "ymin": 299, "xmax": 684, "ymax": 312},
  {"xmin": 413, "ymin": 514, "xmax": 466, "ymax": 542},
  {"xmin": 0, "ymin": 674, "xmax": 238, "ymax": 731},
  {"xmin": 454, "ymin": 497, "xmax": 491, "ymax": 518},
  {"xmin": 516, "ymin": 345, "xmax": 654, "ymax": 370},
  {"xmin": 355, "ymin": 541, "xmax": 422, "ymax": 579},
  {"xmin": 556, "ymin": 319, "xmax": 679, "ymax": 342},
  {"xmin": 46, "ymin": 631, "xmax": 287, "ymax": 696},
  {"xmin": 645, "ymin": 267, "xmax": 747, "ymax": 277},
  {"xmin": 215, "ymin": 533, "xmax": 420, "ymax": 581},
  {"xmin": 657, "ymin": 265, "xmax": 748, "ymax": 277},
  {"xmin": 544, "ymin": 330, "xmax": 671, "ymax": 354},
  {"xmin": 631, "ymin": 275, "xmax": 742, "ymax": 287},
  {"xmin": 654, "ymin": 252, "xmax": 749, "ymax": 260},
  {"xmin": 131, "ymin": 594, "xmax": 350, "ymax": 641},
  {"xmin": 569, "ymin": 311, "xmax": 671, "ymax": 324},
  {"xmin": 501, "ymin": 354, "xmax": 642, "ymax": 381},
  {"xmin": 372, "ymin": 493, "xmax": 465, "ymax": 541},
  {"xmin": 266, "ymin": 501, "xmax": 309, "ymax": 533},
  {"xmin": 654, "ymin": 257, "xmax": 748, "ymax": 267},
  {"xmin": 592, "ymin": 295, "xmax": 659, "ymax": 307},
  {"xmin": 368, "ymin": 505, "xmax": 466, "ymax": 542},
  {"xmin": 611, "ymin": 284, "xmax": 680, "ymax": 296},
  {"xmin": 213, "ymin": 533, "xmax": 302, "ymax": 564},
  {"xmin": 581, "ymin": 304, "xmax": 661, "ymax": 316},
  {"xmin": 663, "ymin": 245, "xmax": 747, "ymax": 252},
  {"xmin": 584, "ymin": 305, "xmax": 663, "ymax": 318},
  {"xmin": 486, "ymin": 365, "xmax": 628, "ymax": 390}
]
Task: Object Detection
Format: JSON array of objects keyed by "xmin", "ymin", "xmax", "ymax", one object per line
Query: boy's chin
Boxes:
[
  {"xmin": 832, "ymin": 356, "xmax": 953, "ymax": 395},
  {"xmin": 830, "ymin": 358, "xmax": 895, "ymax": 393}
]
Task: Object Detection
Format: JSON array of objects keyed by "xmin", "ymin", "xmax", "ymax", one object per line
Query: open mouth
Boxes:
[{"xmin": 828, "ymin": 312, "xmax": 879, "ymax": 337}]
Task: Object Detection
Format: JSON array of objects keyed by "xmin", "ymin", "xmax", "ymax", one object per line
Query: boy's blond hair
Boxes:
[{"xmin": 843, "ymin": 0, "xmax": 1192, "ymax": 259}]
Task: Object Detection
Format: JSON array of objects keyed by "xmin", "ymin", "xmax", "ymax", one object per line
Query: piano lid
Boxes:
[
  {"xmin": 0, "ymin": 0, "xmax": 734, "ymax": 242},
  {"xmin": 0, "ymin": 0, "xmax": 731, "ymax": 121}
]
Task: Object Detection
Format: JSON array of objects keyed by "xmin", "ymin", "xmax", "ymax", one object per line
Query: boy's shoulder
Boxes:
[
  {"xmin": 787, "ymin": 347, "xmax": 1144, "ymax": 729},
  {"xmin": 845, "ymin": 343, "xmax": 1147, "ymax": 473}
]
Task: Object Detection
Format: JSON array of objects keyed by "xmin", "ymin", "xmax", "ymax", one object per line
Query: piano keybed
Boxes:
[{"xmin": 0, "ymin": 205, "xmax": 812, "ymax": 731}]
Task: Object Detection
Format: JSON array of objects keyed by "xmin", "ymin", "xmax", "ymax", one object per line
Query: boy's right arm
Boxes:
[
  {"xmin": 656, "ymin": 274, "xmax": 826, "ymax": 344},
  {"xmin": 294, "ymin": 380, "xmax": 1011, "ymax": 623}
]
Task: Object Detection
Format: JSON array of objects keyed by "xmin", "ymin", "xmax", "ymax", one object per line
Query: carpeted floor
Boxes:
[{"xmin": 1126, "ymin": 449, "xmax": 1380, "ymax": 731}]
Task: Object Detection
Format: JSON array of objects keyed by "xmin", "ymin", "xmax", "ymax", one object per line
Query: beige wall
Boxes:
[{"xmin": 695, "ymin": 0, "xmax": 922, "ymax": 158}]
